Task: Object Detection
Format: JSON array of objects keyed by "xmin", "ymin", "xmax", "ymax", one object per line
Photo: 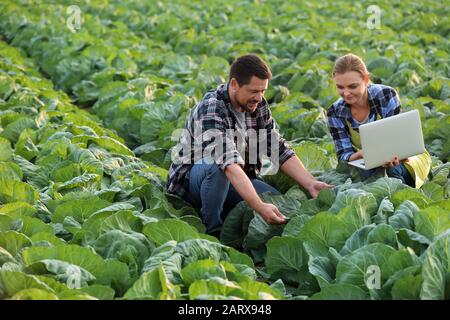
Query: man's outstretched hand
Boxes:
[
  {"xmin": 280, "ymin": 156, "xmax": 334, "ymax": 200},
  {"xmin": 255, "ymin": 202, "xmax": 287, "ymax": 225},
  {"xmin": 306, "ymin": 180, "xmax": 334, "ymax": 199},
  {"xmin": 255, "ymin": 180, "xmax": 334, "ymax": 225}
]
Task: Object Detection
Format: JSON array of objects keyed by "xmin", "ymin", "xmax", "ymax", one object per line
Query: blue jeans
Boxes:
[
  {"xmin": 181, "ymin": 162, "xmax": 280, "ymax": 234},
  {"xmin": 361, "ymin": 163, "xmax": 415, "ymax": 187}
]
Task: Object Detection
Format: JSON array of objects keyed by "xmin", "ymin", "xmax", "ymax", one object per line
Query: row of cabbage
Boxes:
[
  {"xmin": 0, "ymin": 42, "xmax": 287, "ymax": 300},
  {"xmin": 1, "ymin": 0, "xmax": 448, "ymax": 166},
  {"xmin": 0, "ymin": 0, "xmax": 448, "ymax": 300}
]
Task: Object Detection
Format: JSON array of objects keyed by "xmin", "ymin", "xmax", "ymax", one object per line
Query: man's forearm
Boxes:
[
  {"xmin": 224, "ymin": 164, "xmax": 264, "ymax": 211},
  {"xmin": 280, "ymin": 155, "xmax": 316, "ymax": 189}
]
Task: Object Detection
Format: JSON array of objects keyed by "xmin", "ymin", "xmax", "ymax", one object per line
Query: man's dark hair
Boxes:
[{"xmin": 229, "ymin": 54, "xmax": 272, "ymax": 86}]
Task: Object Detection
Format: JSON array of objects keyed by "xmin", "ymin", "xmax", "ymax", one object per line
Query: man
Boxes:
[{"xmin": 167, "ymin": 54, "xmax": 332, "ymax": 236}]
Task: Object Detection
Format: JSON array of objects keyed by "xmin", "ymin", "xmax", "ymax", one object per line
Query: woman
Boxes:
[{"xmin": 327, "ymin": 53, "xmax": 431, "ymax": 188}]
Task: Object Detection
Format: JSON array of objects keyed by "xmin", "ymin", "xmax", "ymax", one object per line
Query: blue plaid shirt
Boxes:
[
  {"xmin": 327, "ymin": 84, "xmax": 401, "ymax": 162},
  {"xmin": 166, "ymin": 83, "xmax": 295, "ymax": 196}
]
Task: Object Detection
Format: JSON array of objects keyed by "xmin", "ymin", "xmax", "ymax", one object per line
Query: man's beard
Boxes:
[
  {"xmin": 236, "ymin": 96, "xmax": 259, "ymax": 113},
  {"xmin": 241, "ymin": 103, "xmax": 256, "ymax": 113}
]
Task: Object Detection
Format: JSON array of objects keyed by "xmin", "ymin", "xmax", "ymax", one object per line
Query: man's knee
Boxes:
[
  {"xmin": 205, "ymin": 163, "xmax": 223, "ymax": 175},
  {"xmin": 191, "ymin": 162, "xmax": 225, "ymax": 182},
  {"xmin": 184, "ymin": 163, "xmax": 228, "ymax": 205},
  {"xmin": 253, "ymin": 179, "xmax": 281, "ymax": 195}
]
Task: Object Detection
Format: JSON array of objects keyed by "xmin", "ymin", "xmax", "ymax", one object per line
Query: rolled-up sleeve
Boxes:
[
  {"xmin": 384, "ymin": 88, "xmax": 402, "ymax": 117},
  {"xmin": 263, "ymin": 108, "xmax": 295, "ymax": 166},
  {"xmin": 327, "ymin": 108, "xmax": 354, "ymax": 162}
]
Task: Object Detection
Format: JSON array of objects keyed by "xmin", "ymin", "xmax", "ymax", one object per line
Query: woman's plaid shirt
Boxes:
[{"xmin": 327, "ymin": 84, "xmax": 401, "ymax": 162}]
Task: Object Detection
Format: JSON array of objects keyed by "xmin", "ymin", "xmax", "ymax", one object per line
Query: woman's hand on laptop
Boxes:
[{"xmin": 349, "ymin": 150, "xmax": 364, "ymax": 161}]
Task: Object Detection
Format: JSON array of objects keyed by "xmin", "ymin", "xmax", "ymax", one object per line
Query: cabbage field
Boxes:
[{"xmin": 0, "ymin": 0, "xmax": 448, "ymax": 300}]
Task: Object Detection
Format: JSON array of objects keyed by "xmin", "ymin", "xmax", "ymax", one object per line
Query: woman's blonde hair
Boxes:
[{"xmin": 333, "ymin": 53, "xmax": 369, "ymax": 80}]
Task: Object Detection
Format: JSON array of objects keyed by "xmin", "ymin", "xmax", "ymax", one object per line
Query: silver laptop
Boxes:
[{"xmin": 348, "ymin": 109, "xmax": 426, "ymax": 170}]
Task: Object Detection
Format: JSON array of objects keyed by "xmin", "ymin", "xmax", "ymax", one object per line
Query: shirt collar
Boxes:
[
  {"xmin": 216, "ymin": 82, "xmax": 236, "ymax": 115},
  {"xmin": 219, "ymin": 83, "xmax": 231, "ymax": 103}
]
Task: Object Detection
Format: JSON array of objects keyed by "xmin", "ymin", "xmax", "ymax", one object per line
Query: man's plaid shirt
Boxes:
[
  {"xmin": 166, "ymin": 83, "xmax": 295, "ymax": 196},
  {"xmin": 327, "ymin": 84, "xmax": 401, "ymax": 162}
]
